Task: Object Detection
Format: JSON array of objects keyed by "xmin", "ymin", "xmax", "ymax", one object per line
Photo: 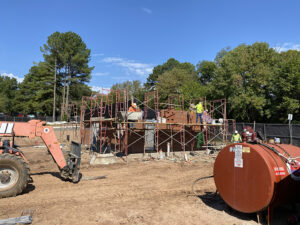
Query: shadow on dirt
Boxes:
[
  {"xmin": 197, "ymin": 192, "xmax": 300, "ymax": 225},
  {"xmin": 22, "ymin": 184, "xmax": 35, "ymax": 195},
  {"xmin": 31, "ymin": 171, "xmax": 61, "ymax": 179},
  {"xmin": 31, "ymin": 171, "xmax": 84, "ymax": 183},
  {"xmin": 197, "ymin": 191, "xmax": 257, "ymax": 223}
]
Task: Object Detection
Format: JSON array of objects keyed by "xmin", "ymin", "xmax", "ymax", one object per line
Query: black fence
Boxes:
[
  {"xmin": 228, "ymin": 122, "xmax": 300, "ymax": 147},
  {"xmin": 0, "ymin": 116, "xmax": 80, "ymax": 123}
]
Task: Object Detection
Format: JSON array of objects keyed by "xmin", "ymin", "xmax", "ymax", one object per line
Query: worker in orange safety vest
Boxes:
[{"xmin": 128, "ymin": 103, "xmax": 137, "ymax": 112}]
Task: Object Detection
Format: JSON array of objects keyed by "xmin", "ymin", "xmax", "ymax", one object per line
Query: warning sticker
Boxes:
[
  {"xmin": 242, "ymin": 147, "xmax": 250, "ymax": 153},
  {"xmin": 274, "ymin": 167, "xmax": 285, "ymax": 172},
  {"xmin": 274, "ymin": 167, "xmax": 286, "ymax": 176},
  {"xmin": 234, "ymin": 158, "xmax": 243, "ymax": 168},
  {"xmin": 232, "ymin": 145, "xmax": 243, "ymax": 168},
  {"xmin": 275, "ymin": 172, "xmax": 286, "ymax": 176},
  {"xmin": 234, "ymin": 145, "xmax": 243, "ymax": 159},
  {"xmin": 236, "ymin": 145, "xmax": 242, "ymax": 151}
]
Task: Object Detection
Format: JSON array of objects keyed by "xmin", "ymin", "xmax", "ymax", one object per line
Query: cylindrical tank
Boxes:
[{"xmin": 214, "ymin": 143, "xmax": 300, "ymax": 213}]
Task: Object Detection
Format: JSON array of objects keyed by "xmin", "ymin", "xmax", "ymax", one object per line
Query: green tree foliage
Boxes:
[
  {"xmin": 197, "ymin": 42, "xmax": 300, "ymax": 122},
  {"xmin": 206, "ymin": 43, "xmax": 278, "ymax": 122},
  {"xmin": 145, "ymin": 58, "xmax": 180, "ymax": 89},
  {"xmin": 110, "ymin": 80, "xmax": 145, "ymax": 104},
  {"xmin": 146, "ymin": 58, "xmax": 200, "ymax": 108},
  {"xmin": 146, "ymin": 58, "xmax": 198, "ymax": 90},
  {"xmin": 148, "ymin": 43, "xmax": 300, "ymax": 122},
  {"xmin": 15, "ymin": 31, "xmax": 93, "ymax": 116},
  {"xmin": 15, "ymin": 62, "xmax": 54, "ymax": 115},
  {"xmin": 41, "ymin": 32, "xmax": 93, "ymax": 111},
  {"xmin": 196, "ymin": 61, "xmax": 217, "ymax": 85},
  {"xmin": 181, "ymin": 80, "xmax": 207, "ymax": 104},
  {"xmin": 156, "ymin": 67, "xmax": 199, "ymax": 104},
  {"xmin": 41, "ymin": 32, "xmax": 93, "ymax": 84},
  {"xmin": 271, "ymin": 50, "xmax": 300, "ymax": 122},
  {"xmin": 0, "ymin": 76, "xmax": 18, "ymax": 115},
  {"xmin": 214, "ymin": 47, "xmax": 231, "ymax": 66},
  {"xmin": 0, "ymin": 39, "xmax": 298, "ymax": 123}
]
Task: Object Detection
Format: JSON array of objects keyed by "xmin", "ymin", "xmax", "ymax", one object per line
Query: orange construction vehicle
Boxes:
[{"xmin": 0, "ymin": 120, "xmax": 81, "ymax": 198}]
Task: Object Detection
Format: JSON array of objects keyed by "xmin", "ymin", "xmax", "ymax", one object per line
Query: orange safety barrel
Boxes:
[{"xmin": 214, "ymin": 143, "xmax": 300, "ymax": 213}]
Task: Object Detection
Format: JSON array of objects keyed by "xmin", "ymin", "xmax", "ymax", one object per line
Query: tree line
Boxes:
[
  {"xmin": 0, "ymin": 31, "xmax": 93, "ymax": 119},
  {"xmin": 0, "ymin": 32, "xmax": 299, "ymax": 123},
  {"xmin": 114, "ymin": 43, "xmax": 300, "ymax": 123}
]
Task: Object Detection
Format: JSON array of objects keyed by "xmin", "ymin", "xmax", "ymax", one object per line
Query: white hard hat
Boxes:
[{"xmin": 235, "ymin": 130, "xmax": 238, "ymax": 134}]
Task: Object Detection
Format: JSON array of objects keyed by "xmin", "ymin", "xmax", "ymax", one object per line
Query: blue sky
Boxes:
[{"xmin": 1, "ymin": 0, "xmax": 300, "ymax": 91}]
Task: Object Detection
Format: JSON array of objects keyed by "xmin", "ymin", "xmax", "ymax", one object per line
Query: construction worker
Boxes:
[
  {"xmin": 195, "ymin": 101, "xmax": 204, "ymax": 123},
  {"xmin": 188, "ymin": 103, "xmax": 195, "ymax": 123},
  {"xmin": 231, "ymin": 130, "xmax": 242, "ymax": 143},
  {"xmin": 128, "ymin": 103, "xmax": 137, "ymax": 128},
  {"xmin": 128, "ymin": 103, "xmax": 137, "ymax": 112},
  {"xmin": 202, "ymin": 109, "xmax": 212, "ymax": 124}
]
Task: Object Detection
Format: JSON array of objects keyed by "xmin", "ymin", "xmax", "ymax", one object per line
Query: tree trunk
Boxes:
[
  {"xmin": 52, "ymin": 58, "xmax": 57, "ymax": 122},
  {"xmin": 61, "ymin": 65, "xmax": 67, "ymax": 120},
  {"xmin": 65, "ymin": 64, "xmax": 71, "ymax": 119}
]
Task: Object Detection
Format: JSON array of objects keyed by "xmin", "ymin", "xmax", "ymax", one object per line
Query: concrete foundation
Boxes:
[{"xmin": 90, "ymin": 153, "xmax": 117, "ymax": 165}]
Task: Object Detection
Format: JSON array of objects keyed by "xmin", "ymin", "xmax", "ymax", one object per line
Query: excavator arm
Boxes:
[{"xmin": 0, "ymin": 120, "xmax": 81, "ymax": 182}]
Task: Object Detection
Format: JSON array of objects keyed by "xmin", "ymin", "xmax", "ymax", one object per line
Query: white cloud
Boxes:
[
  {"xmin": 141, "ymin": 7, "xmax": 152, "ymax": 14},
  {"xmin": 92, "ymin": 53, "xmax": 104, "ymax": 57},
  {"xmin": 0, "ymin": 72, "xmax": 24, "ymax": 83},
  {"xmin": 273, "ymin": 43, "xmax": 300, "ymax": 52},
  {"xmin": 90, "ymin": 86, "xmax": 102, "ymax": 92},
  {"xmin": 90, "ymin": 86, "xmax": 110, "ymax": 94},
  {"xmin": 102, "ymin": 57, "xmax": 153, "ymax": 76},
  {"xmin": 92, "ymin": 72, "xmax": 109, "ymax": 76}
]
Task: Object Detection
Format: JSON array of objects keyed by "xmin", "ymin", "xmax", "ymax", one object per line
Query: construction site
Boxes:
[
  {"xmin": 1, "ymin": 88, "xmax": 300, "ymax": 225},
  {"xmin": 79, "ymin": 89, "xmax": 232, "ymax": 159},
  {"xmin": 3, "ymin": 1, "xmax": 300, "ymax": 224}
]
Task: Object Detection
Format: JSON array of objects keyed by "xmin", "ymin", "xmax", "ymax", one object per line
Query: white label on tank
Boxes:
[
  {"xmin": 6, "ymin": 123, "xmax": 14, "ymax": 133},
  {"xmin": 234, "ymin": 145, "xmax": 243, "ymax": 159},
  {"xmin": 236, "ymin": 145, "xmax": 242, "ymax": 151},
  {"xmin": 234, "ymin": 158, "xmax": 243, "ymax": 168},
  {"xmin": 0, "ymin": 123, "xmax": 7, "ymax": 133},
  {"xmin": 234, "ymin": 145, "xmax": 243, "ymax": 168}
]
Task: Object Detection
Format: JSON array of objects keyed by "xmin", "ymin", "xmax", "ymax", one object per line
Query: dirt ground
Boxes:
[{"xmin": 0, "ymin": 143, "xmax": 298, "ymax": 224}]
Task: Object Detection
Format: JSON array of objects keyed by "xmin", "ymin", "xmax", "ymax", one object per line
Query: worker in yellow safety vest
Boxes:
[
  {"xmin": 231, "ymin": 130, "xmax": 242, "ymax": 143},
  {"xmin": 195, "ymin": 101, "xmax": 204, "ymax": 123}
]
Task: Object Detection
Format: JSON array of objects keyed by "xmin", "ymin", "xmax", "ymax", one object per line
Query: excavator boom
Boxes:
[{"xmin": 0, "ymin": 120, "xmax": 81, "ymax": 182}]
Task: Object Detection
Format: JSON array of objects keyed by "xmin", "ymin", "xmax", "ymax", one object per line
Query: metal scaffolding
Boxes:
[
  {"xmin": 60, "ymin": 102, "xmax": 79, "ymax": 121},
  {"xmin": 80, "ymin": 89, "xmax": 234, "ymax": 159}
]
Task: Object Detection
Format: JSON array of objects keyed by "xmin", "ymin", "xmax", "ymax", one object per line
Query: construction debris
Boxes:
[
  {"xmin": 81, "ymin": 175, "xmax": 106, "ymax": 181},
  {"xmin": 0, "ymin": 216, "xmax": 32, "ymax": 225}
]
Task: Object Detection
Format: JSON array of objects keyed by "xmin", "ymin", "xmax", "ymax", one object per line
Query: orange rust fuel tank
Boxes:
[{"xmin": 214, "ymin": 143, "xmax": 300, "ymax": 213}]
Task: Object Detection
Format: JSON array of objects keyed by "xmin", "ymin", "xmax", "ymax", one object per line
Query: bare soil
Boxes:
[{"xmin": 0, "ymin": 145, "xmax": 297, "ymax": 224}]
